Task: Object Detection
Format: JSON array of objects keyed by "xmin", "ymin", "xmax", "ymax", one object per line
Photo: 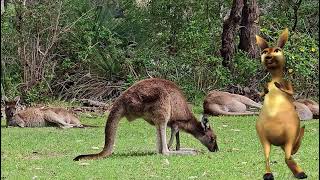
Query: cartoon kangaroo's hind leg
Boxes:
[
  {"xmin": 262, "ymin": 142, "xmax": 274, "ymax": 180},
  {"xmin": 283, "ymin": 143, "xmax": 307, "ymax": 179},
  {"xmin": 292, "ymin": 125, "xmax": 305, "ymax": 155}
]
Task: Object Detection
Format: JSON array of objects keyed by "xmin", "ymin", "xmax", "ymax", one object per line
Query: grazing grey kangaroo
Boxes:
[
  {"xmin": 168, "ymin": 90, "xmax": 261, "ymax": 150},
  {"xmin": 74, "ymin": 78, "xmax": 218, "ymax": 161},
  {"xmin": 3, "ymin": 96, "xmax": 93, "ymax": 128}
]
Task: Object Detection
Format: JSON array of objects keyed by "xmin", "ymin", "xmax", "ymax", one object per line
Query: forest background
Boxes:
[{"xmin": 1, "ymin": 0, "xmax": 318, "ymax": 104}]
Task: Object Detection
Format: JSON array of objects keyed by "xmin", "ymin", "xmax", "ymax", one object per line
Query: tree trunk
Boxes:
[
  {"xmin": 1, "ymin": 0, "xmax": 5, "ymax": 15},
  {"xmin": 220, "ymin": 0, "xmax": 244, "ymax": 71},
  {"xmin": 238, "ymin": 0, "xmax": 260, "ymax": 58},
  {"xmin": 292, "ymin": 0, "xmax": 303, "ymax": 31}
]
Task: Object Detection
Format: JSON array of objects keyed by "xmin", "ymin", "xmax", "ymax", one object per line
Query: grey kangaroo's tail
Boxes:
[{"xmin": 74, "ymin": 102, "xmax": 124, "ymax": 161}]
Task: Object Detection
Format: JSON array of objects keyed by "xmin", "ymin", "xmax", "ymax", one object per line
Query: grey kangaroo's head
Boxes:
[
  {"xmin": 197, "ymin": 115, "xmax": 219, "ymax": 152},
  {"xmin": 3, "ymin": 96, "xmax": 20, "ymax": 120}
]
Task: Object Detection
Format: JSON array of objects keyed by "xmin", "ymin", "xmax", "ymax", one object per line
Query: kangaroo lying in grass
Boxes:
[
  {"xmin": 295, "ymin": 99, "xmax": 319, "ymax": 120},
  {"xmin": 293, "ymin": 101, "xmax": 313, "ymax": 121},
  {"xmin": 203, "ymin": 90, "xmax": 262, "ymax": 116},
  {"xmin": 74, "ymin": 78, "xmax": 219, "ymax": 161},
  {"xmin": 3, "ymin": 96, "xmax": 94, "ymax": 128},
  {"xmin": 256, "ymin": 28, "xmax": 307, "ymax": 179}
]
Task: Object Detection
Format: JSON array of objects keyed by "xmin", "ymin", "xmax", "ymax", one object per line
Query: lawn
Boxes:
[{"xmin": 1, "ymin": 108, "xmax": 319, "ymax": 180}]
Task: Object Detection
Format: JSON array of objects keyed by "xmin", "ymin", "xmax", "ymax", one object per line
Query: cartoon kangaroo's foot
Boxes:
[
  {"xmin": 295, "ymin": 172, "xmax": 307, "ymax": 179},
  {"xmin": 263, "ymin": 173, "xmax": 274, "ymax": 180}
]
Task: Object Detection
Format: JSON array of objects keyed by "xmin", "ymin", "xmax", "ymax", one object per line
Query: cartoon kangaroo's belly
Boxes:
[{"xmin": 257, "ymin": 93, "xmax": 300, "ymax": 145}]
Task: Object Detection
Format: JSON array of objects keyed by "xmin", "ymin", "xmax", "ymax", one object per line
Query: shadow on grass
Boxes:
[{"xmin": 112, "ymin": 151, "xmax": 157, "ymax": 157}]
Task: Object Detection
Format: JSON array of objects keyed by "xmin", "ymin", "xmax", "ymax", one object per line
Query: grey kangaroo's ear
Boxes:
[
  {"xmin": 277, "ymin": 28, "xmax": 289, "ymax": 49},
  {"xmin": 200, "ymin": 115, "xmax": 210, "ymax": 130},
  {"xmin": 14, "ymin": 96, "xmax": 20, "ymax": 104},
  {"xmin": 256, "ymin": 35, "xmax": 269, "ymax": 50}
]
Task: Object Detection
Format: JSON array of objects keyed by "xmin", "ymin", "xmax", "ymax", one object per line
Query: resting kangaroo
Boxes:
[
  {"xmin": 256, "ymin": 28, "xmax": 307, "ymax": 179},
  {"xmin": 293, "ymin": 101, "xmax": 313, "ymax": 121},
  {"xmin": 203, "ymin": 90, "xmax": 262, "ymax": 116},
  {"xmin": 296, "ymin": 99, "xmax": 319, "ymax": 119},
  {"xmin": 74, "ymin": 78, "xmax": 218, "ymax": 161},
  {"xmin": 3, "ymin": 96, "xmax": 92, "ymax": 128},
  {"xmin": 168, "ymin": 90, "xmax": 261, "ymax": 150}
]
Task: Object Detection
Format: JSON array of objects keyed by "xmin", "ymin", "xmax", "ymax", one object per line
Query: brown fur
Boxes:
[
  {"xmin": 203, "ymin": 90, "xmax": 262, "ymax": 116},
  {"xmin": 74, "ymin": 78, "xmax": 218, "ymax": 161},
  {"xmin": 296, "ymin": 99, "xmax": 319, "ymax": 119},
  {"xmin": 293, "ymin": 101, "xmax": 313, "ymax": 121},
  {"xmin": 256, "ymin": 28, "xmax": 307, "ymax": 179},
  {"xmin": 4, "ymin": 96, "xmax": 89, "ymax": 128}
]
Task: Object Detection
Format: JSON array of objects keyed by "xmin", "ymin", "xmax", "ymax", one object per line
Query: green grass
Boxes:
[{"xmin": 1, "ymin": 110, "xmax": 319, "ymax": 180}]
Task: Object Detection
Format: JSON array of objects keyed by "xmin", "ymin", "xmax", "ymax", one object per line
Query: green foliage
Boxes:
[
  {"xmin": 1, "ymin": 0, "xmax": 318, "ymax": 102},
  {"xmin": 232, "ymin": 51, "xmax": 261, "ymax": 85}
]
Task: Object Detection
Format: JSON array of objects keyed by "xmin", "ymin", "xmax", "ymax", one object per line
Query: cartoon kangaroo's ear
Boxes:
[
  {"xmin": 277, "ymin": 28, "xmax": 289, "ymax": 49},
  {"xmin": 256, "ymin": 35, "xmax": 269, "ymax": 50}
]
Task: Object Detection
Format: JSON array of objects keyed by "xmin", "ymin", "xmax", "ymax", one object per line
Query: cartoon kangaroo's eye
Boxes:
[
  {"xmin": 274, "ymin": 48, "xmax": 281, "ymax": 53},
  {"xmin": 262, "ymin": 50, "xmax": 267, "ymax": 55}
]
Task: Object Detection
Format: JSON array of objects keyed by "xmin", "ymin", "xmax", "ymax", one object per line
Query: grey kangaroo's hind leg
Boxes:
[
  {"xmin": 156, "ymin": 122, "xmax": 170, "ymax": 155},
  {"xmin": 44, "ymin": 110, "xmax": 73, "ymax": 128},
  {"xmin": 168, "ymin": 124, "xmax": 180, "ymax": 150},
  {"xmin": 167, "ymin": 124, "xmax": 197, "ymax": 153}
]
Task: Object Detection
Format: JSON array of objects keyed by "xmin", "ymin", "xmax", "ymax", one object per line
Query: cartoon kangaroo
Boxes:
[
  {"xmin": 74, "ymin": 78, "xmax": 218, "ymax": 161},
  {"xmin": 255, "ymin": 28, "xmax": 307, "ymax": 179}
]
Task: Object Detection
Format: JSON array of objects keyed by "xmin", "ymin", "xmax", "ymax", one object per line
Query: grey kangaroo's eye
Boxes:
[{"xmin": 262, "ymin": 50, "xmax": 268, "ymax": 55}]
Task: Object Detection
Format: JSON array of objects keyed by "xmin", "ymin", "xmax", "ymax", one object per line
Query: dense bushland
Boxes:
[{"xmin": 1, "ymin": 0, "xmax": 318, "ymax": 103}]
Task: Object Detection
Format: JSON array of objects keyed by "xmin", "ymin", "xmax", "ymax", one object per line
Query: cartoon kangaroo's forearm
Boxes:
[{"xmin": 274, "ymin": 82, "xmax": 293, "ymax": 96}]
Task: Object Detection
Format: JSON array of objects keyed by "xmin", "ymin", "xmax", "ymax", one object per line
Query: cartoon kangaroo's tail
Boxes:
[
  {"xmin": 73, "ymin": 102, "xmax": 124, "ymax": 161},
  {"xmin": 291, "ymin": 125, "xmax": 305, "ymax": 155}
]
